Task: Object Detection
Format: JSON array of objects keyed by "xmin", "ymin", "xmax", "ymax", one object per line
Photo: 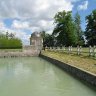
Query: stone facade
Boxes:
[{"xmin": 30, "ymin": 32, "xmax": 43, "ymax": 50}]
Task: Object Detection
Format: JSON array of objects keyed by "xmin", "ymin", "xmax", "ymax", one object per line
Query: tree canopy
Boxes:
[
  {"xmin": 53, "ymin": 11, "xmax": 78, "ymax": 46},
  {"xmin": 85, "ymin": 9, "xmax": 96, "ymax": 46},
  {"xmin": 41, "ymin": 31, "xmax": 54, "ymax": 47},
  {"xmin": 41, "ymin": 9, "xmax": 96, "ymax": 47},
  {"xmin": 74, "ymin": 12, "xmax": 84, "ymax": 45}
]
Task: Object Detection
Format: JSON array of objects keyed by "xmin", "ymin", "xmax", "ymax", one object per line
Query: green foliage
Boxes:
[
  {"xmin": 40, "ymin": 9, "xmax": 96, "ymax": 47},
  {"xmin": 85, "ymin": 9, "xmax": 96, "ymax": 46},
  {"xmin": 0, "ymin": 33, "xmax": 22, "ymax": 49},
  {"xmin": 74, "ymin": 12, "xmax": 84, "ymax": 46},
  {"xmin": 40, "ymin": 31, "xmax": 46, "ymax": 46},
  {"xmin": 40, "ymin": 31, "xmax": 54, "ymax": 47},
  {"xmin": 53, "ymin": 11, "xmax": 77, "ymax": 46},
  {"xmin": 41, "ymin": 31, "xmax": 54, "ymax": 47},
  {"xmin": 44, "ymin": 34, "xmax": 54, "ymax": 47}
]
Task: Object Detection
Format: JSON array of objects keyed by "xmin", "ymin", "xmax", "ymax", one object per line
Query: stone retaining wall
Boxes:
[
  {"xmin": 0, "ymin": 51, "xmax": 39, "ymax": 57},
  {"xmin": 0, "ymin": 46, "xmax": 40, "ymax": 57},
  {"xmin": 39, "ymin": 54, "xmax": 96, "ymax": 87}
]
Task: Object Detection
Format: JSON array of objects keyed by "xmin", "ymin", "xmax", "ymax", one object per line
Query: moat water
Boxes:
[{"xmin": 0, "ymin": 57, "xmax": 96, "ymax": 96}]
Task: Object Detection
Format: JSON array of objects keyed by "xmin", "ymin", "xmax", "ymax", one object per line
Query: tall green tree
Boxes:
[
  {"xmin": 74, "ymin": 12, "xmax": 84, "ymax": 45},
  {"xmin": 53, "ymin": 11, "xmax": 77, "ymax": 46},
  {"xmin": 44, "ymin": 34, "xmax": 54, "ymax": 47},
  {"xmin": 40, "ymin": 31, "xmax": 54, "ymax": 47},
  {"xmin": 40, "ymin": 31, "xmax": 46, "ymax": 46},
  {"xmin": 85, "ymin": 9, "xmax": 96, "ymax": 46}
]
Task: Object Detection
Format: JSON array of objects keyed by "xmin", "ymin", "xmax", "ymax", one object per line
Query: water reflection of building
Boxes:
[{"xmin": 30, "ymin": 32, "xmax": 43, "ymax": 50}]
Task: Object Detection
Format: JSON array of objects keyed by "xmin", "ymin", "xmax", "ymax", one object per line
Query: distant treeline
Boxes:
[
  {"xmin": 41, "ymin": 9, "xmax": 96, "ymax": 47},
  {"xmin": 0, "ymin": 32, "xmax": 22, "ymax": 49}
]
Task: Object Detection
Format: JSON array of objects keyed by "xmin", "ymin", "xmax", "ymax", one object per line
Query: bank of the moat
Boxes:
[{"xmin": 39, "ymin": 51, "xmax": 96, "ymax": 88}]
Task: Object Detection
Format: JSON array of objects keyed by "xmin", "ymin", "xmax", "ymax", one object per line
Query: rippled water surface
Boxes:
[{"xmin": 0, "ymin": 57, "xmax": 96, "ymax": 96}]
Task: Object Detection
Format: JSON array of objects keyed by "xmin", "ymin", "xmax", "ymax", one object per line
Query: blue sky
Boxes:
[
  {"xmin": 0, "ymin": 0, "xmax": 96, "ymax": 45},
  {"xmin": 73, "ymin": 0, "xmax": 96, "ymax": 30}
]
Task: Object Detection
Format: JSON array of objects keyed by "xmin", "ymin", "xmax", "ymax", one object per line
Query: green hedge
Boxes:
[{"xmin": 0, "ymin": 38, "xmax": 22, "ymax": 49}]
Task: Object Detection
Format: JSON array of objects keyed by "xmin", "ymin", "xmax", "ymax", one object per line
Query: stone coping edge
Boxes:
[{"xmin": 39, "ymin": 54, "xmax": 96, "ymax": 87}]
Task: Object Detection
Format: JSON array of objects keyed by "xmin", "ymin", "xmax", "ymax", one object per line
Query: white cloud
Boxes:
[
  {"xmin": 0, "ymin": 21, "xmax": 5, "ymax": 29},
  {"xmin": 0, "ymin": 0, "xmax": 74, "ymax": 19},
  {"xmin": 12, "ymin": 20, "xmax": 30, "ymax": 29},
  {"xmin": 0, "ymin": 0, "xmax": 79, "ymax": 45},
  {"xmin": 78, "ymin": 1, "xmax": 88, "ymax": 10},
  {"xmin": 0, "ymin": 21, "xmax": 30, "ymax": 45},
  {"xmin": 15, "ymin": 30, "xmax": 30, "ymax": 45}
]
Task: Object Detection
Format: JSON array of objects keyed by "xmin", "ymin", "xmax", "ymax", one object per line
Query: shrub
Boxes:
[{"xmin": 0, "ymin": 33, "xmax": 22, "ymax": 49}]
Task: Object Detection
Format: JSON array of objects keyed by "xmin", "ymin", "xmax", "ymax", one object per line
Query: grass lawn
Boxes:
[
  {"xmin": 42, "ymin": 50, "xmax": 96, "ymax": 74},
  {"xmin": 0, "ymin": 49, "xmax": 22, "ymax": 52}
]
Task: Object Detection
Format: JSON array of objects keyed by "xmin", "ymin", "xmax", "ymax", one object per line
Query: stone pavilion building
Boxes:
[{"xmin": 30, "ymin": 32, "xmax": 43, "ymax": 50}]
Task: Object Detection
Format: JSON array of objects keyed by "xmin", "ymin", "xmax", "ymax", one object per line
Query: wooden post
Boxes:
[
  {"xmin": 63, "ymin": 46, "xmax": 65, "ymax": 51},
  {"xmin": 68, "ymin": 46, "xmax": 71, "ymax": 54},
  {"xmin": 77, "ymin": 45, "xmax": 80, "ymax": 55},
  {"xmin": 79, "ymin": 46, "xmax": 82, "ymax": 55},
  {"xmin": 70, "ymin": 46, "xmax": 72, "ymax": 53},
  {"xmin": 89, "ymin": 46, "xmax": 93, "ymax": 56},
  {"xmin": 93, "ymin": 46, "xmax": 96, "ymax": 57}
]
